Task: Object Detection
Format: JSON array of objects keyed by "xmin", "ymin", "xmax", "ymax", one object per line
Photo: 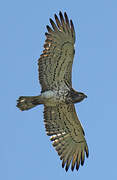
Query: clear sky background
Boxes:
[{"xmin": 0, "ymin": 0, "xmax": 117, "ymax": 179}]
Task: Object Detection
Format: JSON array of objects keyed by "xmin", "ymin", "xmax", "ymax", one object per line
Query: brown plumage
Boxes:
[{"xmin": 17, "ymin": 11, "xmax": 89, "ymax": 172}]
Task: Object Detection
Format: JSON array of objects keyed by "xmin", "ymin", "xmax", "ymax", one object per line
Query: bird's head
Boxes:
[
  {"xmin": 71, "ymin": 91, "xmax": 87, "ymax": 103},
  {"xmin": 78, "ymin": 92, "xmax": 87, "ymax": 102}
]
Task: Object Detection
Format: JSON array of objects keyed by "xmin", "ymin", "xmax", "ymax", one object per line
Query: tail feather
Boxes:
[{"xmin": 17, "ymin": 96, "xmax": 42, "ymax": 111}]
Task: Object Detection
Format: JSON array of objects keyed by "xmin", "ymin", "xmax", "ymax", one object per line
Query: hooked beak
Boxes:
[{"xmin": 84, "ymin": 94, "xmax": 87, "ymax": 98}]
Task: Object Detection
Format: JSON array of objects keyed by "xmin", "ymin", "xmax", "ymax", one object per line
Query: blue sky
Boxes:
[{"xmin": 0, "ymin": 0, "xmax": 117, "ymax": 179}]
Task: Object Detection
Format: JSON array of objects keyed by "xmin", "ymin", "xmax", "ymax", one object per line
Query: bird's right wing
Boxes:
[
  {"xmin": 44, "ymin": 104, "xmax": 89, "ymax": 171},
  {"xmin": 38, "ymin": 11, "xmax": 75, "ymax": 92}
]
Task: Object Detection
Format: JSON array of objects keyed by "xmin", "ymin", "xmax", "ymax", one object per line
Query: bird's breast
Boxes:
[{"xmin": 41, "ymin": 89, "xmax": 70, "ymax": 106}]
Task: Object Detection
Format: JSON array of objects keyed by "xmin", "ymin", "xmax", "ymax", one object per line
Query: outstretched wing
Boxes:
[
  {"xmin": 38, "ymin": 11, "xmax": 75, "ymax": 92},
  {"xmin": 44, "ymin": 104, "xmax": 89, "ymax": 171}
]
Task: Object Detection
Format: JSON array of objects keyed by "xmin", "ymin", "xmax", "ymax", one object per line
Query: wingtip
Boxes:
[
  {"xmin": 46, "ymin": 25, "xmax": 52, "ymax": 33},
  {"xmin": 85, "ymin": 146, "xmax": 89, "ymax": 158},
  {"xmin": 65, "ymin": 166, "xmax": 69, "ymax": 172},
  {"xmin": 59, "ymin": 11, "xmax": 62, "ymax": 16},
  {"xmin": 71, "ymin": 166, "xmax": 74, "ymax": 171}
]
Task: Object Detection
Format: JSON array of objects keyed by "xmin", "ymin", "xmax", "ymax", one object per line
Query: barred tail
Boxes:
[{"xmin": 17, "ymin": 95, "xmax": 43, "ymax": 111}]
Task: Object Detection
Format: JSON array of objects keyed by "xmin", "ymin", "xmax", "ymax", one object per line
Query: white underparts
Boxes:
[{"xmin": 41, "ymin": 90, "xmax": 56, "ymax": 98}]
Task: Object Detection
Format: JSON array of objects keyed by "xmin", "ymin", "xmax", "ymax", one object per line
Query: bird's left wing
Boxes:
[{"xmin": 44, "ymin": 104, "xmax": 89, "ymax": 171}]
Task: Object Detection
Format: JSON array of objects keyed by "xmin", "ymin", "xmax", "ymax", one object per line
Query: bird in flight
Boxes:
[{"xmin": 17, "ymin": 11, "xmax": 89, "ymax": 172}]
